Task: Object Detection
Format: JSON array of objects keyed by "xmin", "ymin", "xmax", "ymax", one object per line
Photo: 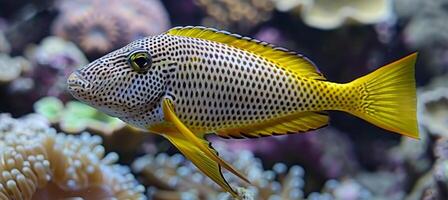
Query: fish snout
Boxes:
[{"xmin": 67, "ymin": 70, "xmax": 91, "ymax": 91}]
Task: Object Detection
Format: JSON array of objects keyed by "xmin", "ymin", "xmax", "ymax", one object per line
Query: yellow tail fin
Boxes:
[{"xmin": 348, "ymin": 53, "xmax": 419, "ymax": 139}]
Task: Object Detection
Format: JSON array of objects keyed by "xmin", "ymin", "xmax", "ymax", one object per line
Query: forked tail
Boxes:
[{"xmin": 347, "ymin": 53, "xmax": 419, "ymax": 139}]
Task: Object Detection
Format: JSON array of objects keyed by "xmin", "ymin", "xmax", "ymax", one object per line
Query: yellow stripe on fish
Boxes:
[{"xmin": 68, "ymin": 26, "xmax": 419, "ymax": 198}]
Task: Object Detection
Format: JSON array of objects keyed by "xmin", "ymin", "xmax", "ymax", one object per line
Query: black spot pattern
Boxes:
[
  {"xmin": 165, "ymin": 35, "xmax": 334, "ymax": 131},
  {"xmin": 68, "ymin": 35, "xmax": 174, "ymax": 129},
  {"xmin": 69, "ymin": 33, "xmax": 346, "ymax": 132}
]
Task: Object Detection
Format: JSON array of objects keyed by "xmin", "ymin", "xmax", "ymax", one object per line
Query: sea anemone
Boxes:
[
  {"xmin": 52, "ymin": 0, "xmax": 170, "ymax": 56},
  {"xmin": 0, "ymin": 113, "xmax": 146, "ymax": 200},
  {"xmin": 34, "ymin": 96, "xmax": 150, "ymax": 163},
  {"xmin": 194, "ymin": 0, "xmax": 274, "ymax": 31}
]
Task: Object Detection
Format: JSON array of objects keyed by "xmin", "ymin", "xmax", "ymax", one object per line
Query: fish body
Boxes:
[{"xmin": 68, "ymin": 26, "xmax": 418, "ymax": 198}]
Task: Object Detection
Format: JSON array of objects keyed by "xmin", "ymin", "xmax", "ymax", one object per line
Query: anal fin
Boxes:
[
  {"xmin": 217, "ymin": 111, "xmax": 329, "ymax": 139},
  {"xmin": 162, "ymin": 133, "xmax": 238, "ymax": 197},
  {"xmin": 161, "ymin": 98, "xmax": 249, "ymax": 198}
]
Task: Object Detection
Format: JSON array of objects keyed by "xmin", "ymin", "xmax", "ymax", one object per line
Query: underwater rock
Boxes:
[
  {"xmin": 0, "ymin": 53, "xmax": 31, "ymax": 84},
  {"xmin": 194, "ymin": 0, "xmax": 274, "ymax": 31},
  {"xmin": 132, "ymin": 144, "xmax": 305, "ymax": 200},
  {"xmin": 52, "ymin": 0, "xmax": 170, "ymax": 57},
  {"xmin": 0, "ymin": 113, "xmax": 145, "ymax": 200},
  {"xmin": 419, "ymin": 88, "xmax": 448, "ymax": 137},
  {"xmin": 24, "ymin": 36, "xmax": 88, "ymax": 101},
  {"xmin": 272, "ymin": 0, "xmax": 393, "ymax": 30}
]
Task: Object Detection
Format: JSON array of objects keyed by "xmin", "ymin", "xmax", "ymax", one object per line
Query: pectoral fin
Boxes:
[{"xmin": 161, "ymin": 98, "xmax": 250, "ymax": 197}]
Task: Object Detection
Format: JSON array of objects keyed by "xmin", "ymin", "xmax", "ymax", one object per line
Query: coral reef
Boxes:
[
  {"xmin": 212, "ymin": 127, "xmax": 359, "ymax": 179},
  {"xmin": 133, "ymin": 144, "xmax": 305, "ymax": 200},
  {"xmin": 404, "ymin": 136, "xmax": 448, "ymax": 200},
  {"xmin": 52, "ymin": 0, "xmax": 170, "ymax": 56},
  {"xmin": 34, "ymin": 97, "xmax": 124, "ymax": 134},
  {"xmin": 0, "ymin": 113, "xmax": 145, "ymax": 200},
  {"xmin": 254, "ymin": 27, "xmax": 297, "ymax": 50},
  {"xmin": 34, "ymin": 96, "xmax": 151, "ymax": 163},
  {"xmin": 0, "ymin": 36, "xmax": 88, "ymax": 115},
  {"xmin": 308, "ymin": 178, "xmax": 372, "ymax": 200},
  {"xmin": 272, "ymin": 0, "xmax": 393, "ymax": 29},
  {"xmin": 0, "ymin": 1, "xmax": 446, "ymax": 200},
  {"xmin": 419, "ymin": 88, "xmax": 448, "ymax": 137},
  {"xmin": 194, "ymin": 0, "xmax": 274, "ymax": 31},
  {"xmin": 0, "ymin": 31, "xmax": 11, "ymax": 54},
  {"xmin": 24, "ymin": 36, "xmax": 88, "ymax": 100},
  {"xmin": 396, "ymin": 0, "xmax": 448, "ymax": 75},
  {"xmin": 0, "ymin": 53, "xmax": 30, "ymax": 84}
]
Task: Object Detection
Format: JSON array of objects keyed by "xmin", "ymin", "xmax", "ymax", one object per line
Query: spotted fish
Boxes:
[{"xmin": 67, "ymin": 26, "xmax": 418, "ymax": 198}]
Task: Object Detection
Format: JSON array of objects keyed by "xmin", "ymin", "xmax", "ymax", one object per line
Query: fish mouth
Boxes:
[{"xmin": 67, "ymin": 70, "xmax": 90, "ymax": 89}]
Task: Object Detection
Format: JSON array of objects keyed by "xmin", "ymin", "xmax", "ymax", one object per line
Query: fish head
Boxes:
[{"xmin": 67, "ymin": 37, "xmax": 168, "ymax": 119}]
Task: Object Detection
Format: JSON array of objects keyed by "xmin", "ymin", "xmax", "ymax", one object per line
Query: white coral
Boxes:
[{"xmin": 272, "ymin": 0, "xmax": 393, "ymax": 29}]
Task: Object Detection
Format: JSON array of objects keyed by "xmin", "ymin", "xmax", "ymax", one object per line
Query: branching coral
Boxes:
[
  {"xmin": 194, "ymin": 0, "xmax": 274, "ymax": 31},
  {"xmin": 133, "ymin": 144, "xmax": 305, "ymax": 200},
  {"xmin": 0, "ymin": 113, "xmax": 146, "ymax": 200},
  {"xmin": 272, "ymin": 0, "xmax": 393, "ymax": 30},
  {"xmin": 52, "ymin": 0, "xmax": 170, "ymax": 56}
]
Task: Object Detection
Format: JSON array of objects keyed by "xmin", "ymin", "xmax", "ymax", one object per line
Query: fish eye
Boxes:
[{"xmin": 128, "ymin": 49, "xmax": 152, "ymax": 73}]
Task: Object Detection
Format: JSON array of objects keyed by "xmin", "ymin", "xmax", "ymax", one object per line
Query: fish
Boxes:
[{"xmin": 67, "ymin": 26, "xmax": 419, "ymax": 198}]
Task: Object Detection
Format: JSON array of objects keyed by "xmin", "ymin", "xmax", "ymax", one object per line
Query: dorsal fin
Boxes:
[{"xmin": 166, "ymin": 26, "xmax": 326, "ymax": 80}]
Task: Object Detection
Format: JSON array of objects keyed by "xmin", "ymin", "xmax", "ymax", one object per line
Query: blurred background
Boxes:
[{"xmin": 0, "ymin": 0, "xmax": 447, "ymax": 199}]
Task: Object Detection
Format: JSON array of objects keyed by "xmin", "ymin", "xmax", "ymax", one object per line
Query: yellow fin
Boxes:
[
  {"xmin": 348, "ymin": 53, "xmax": 419, "ymax": 139},
  {"xmin": 162, "ymin": 133, "xmax": 238, "ymax": 197},
  {"xmin": 217, "ymin": 111, "xmax": 329, "ymax": 139},
  {"xmin": 167, "ymin": 26, "xmax": 326, "ymax": 80},
  {"xmin": 161, "ymin": 98, "xmax": 250, "ymax": 192}
]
